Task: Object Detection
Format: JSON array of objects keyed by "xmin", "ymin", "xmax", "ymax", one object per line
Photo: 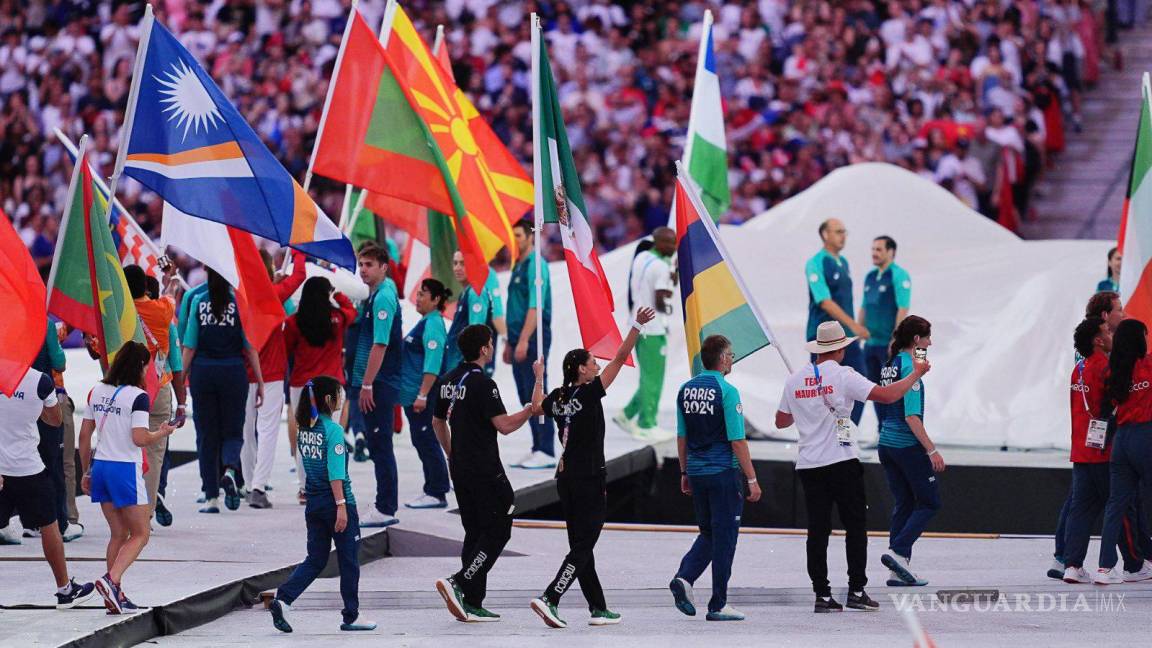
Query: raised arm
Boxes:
[
  {"xmin": 868, "ymin": 358, "xmax": 930, "ymax": 403},
  {"xmin": 601, "ymin": 307, "xmax": 656, "ymax": 390}
]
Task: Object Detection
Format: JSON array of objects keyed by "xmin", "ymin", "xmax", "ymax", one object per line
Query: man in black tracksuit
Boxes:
[{"xmin": 432, "ymin": 324, "xmax": 543, "ymax": 622}]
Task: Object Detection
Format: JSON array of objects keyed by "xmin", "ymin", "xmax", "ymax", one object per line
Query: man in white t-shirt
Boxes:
[
  {"xmin": 615, "ymin": 227, "xmax": 676, "ymax": 440},
  {"xmin": 0, "ymin": 368, "xmax": 96, "ymax": 608},
  {"xmin": 775, "ymin": 321, "xmax": 928, "ymax": 614}
]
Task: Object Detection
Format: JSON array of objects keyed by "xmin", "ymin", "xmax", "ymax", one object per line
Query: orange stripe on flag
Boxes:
[
  {"xmin": 290, "ymin": 182, "xmax": 319, "ymax": 245},
  {"xmin": 126, "ymin": 142, "xmax": 244, "ymax": 166}
]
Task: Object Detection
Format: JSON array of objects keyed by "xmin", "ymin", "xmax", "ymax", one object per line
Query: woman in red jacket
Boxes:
[{"xmin": 285, "ymin": 276, "xmax": 358, "ymax": 502}]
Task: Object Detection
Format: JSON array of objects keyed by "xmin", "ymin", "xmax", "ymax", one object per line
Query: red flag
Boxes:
[{"xmin": 0, "ymin": 210, "xmax": 47, "ymax": 395}]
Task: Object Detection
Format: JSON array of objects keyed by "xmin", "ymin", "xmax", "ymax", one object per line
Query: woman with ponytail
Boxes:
[
  {"xmin": 270, "ymin": 376, "xmax": 375, "ymax": 634},
  {"xmin": 398, "ymin": 279, "xmax": 452, "ymax": 509},
  {"xmin": 876, "ymin": 315, "xmax": 942, "ymax": 588},
  {"xmin": 182, "ymin": 268, "xmax": 264, "ymax": 514},
  {"xmin": 1095, "ymin": 319, "xmax": 1152, "ymax": 584},
  {"xmin": 529, "ymin": 306, "xmax": 655, "ymax": 629}
]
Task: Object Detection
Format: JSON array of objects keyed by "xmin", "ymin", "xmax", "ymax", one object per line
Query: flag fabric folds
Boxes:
[
  {"xmin": 113, "ymin": 7, "xmax": 354, "ymax": 270},
  {"xmin": 532, "ymin": 20, "xmax": 624, "ymax": 362},
  {"xmin": 0, "ymin": 208, "xmax": 47, "ymax": 396},
  {"xmin": 48, "ymin": 145, "xmax": 147, "ymax": 362},
  {"xmin": 1118, "ymin": 74, "xmax": 1152, "ymax": 324},
  {"xmin": 162, "ymin": 203, "xmax": 286, "ymax": 351},
  {"xmin": 674, "ymin": 168, "xmax": 772, "ymax": 375},
  {"xmin": 682, "ymin": 10, "xmax": 730, "ymax": 222}
]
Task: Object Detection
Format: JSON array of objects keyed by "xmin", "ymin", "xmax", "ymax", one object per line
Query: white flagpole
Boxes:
[
  {"xmin": 46, "ymin": 135, "xmax": 88, "ymax": 307},
  {"xmin": 432, "ymin": 24, "xmax": 446, "ymax": 56},
  {"xmin": 109, "ymin": 3, "xmax": 154, "ymax": 203},
  {"xmin": 667, "ymin": 9, "xmax": 713, "ymax": 231},
  {"xmin": 54, "ymin": 128, "xmax": 188, "ymax": 289},
  {"xmin": 378, "ymin": 0, "xmax": 399, "ymax": 46},
  {"xmin": 530, "ymin": 14, "xmax": 545, "ymax": 420},
  {"xmin": 674, "ymin": 161, "xmax": 793, "ymax": 373},
  {"xmin": 303, "ymin": 0, "xmax": 360, "ymax": 192}
]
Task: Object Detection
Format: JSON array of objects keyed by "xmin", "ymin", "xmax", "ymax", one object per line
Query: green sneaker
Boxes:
[
  {"xmin": 435, "ymin": 577, "xmax": 467, "ymax": 622},
  {"xmin": 463, "ymin": 603, "xmax": 501, "ymax": 622},
  {"xmin": 530, "ymin": 597, "xmax": 567, "ymax": 628},
  {"xmin": 588, "ymin": 609, "xmax": 621, "ymax": 626}
]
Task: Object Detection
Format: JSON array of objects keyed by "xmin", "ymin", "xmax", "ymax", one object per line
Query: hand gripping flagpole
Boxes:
[{"xmin": 673, "ymin": 161, "xmax": 794, "ymax": 374}]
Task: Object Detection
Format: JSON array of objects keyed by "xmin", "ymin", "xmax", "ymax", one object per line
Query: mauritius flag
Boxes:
[
  {"xmin": 1118, "ymin": 73, "xmax": 1152, "ymax": 324},
  {"xmin": 47, "ymin": 140, "xmax": 147, "ymax": 363},
  {"xmin": 113, "ymin": 6, "xmax": 353, "ymax": 270},
  {"xmin": 532, "ymin": 17, "xmax": 623, "ymax": 362},
  {"xmin": 675, "ymin": 165, "xmax": 772, "ymax": 375}
]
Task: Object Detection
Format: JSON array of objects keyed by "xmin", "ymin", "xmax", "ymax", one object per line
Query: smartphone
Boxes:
[
  {"xmin": 157, "ymin": 254, "xmax": 172, "ymax": 272},
  {"xmin": 913, "ymin": 348, "xmax": 928, "ymax": 361},
  {"xmin": 167, "ymin": 412, "xmax": 186, "ymax": 427}
]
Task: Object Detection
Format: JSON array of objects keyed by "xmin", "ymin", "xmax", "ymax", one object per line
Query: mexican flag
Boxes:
[
  {"xmin": 532, "ymin": 17, "xmax": 624, "ymax": 362},
  {"xmin": 46, "ymin": 142, "xmax": 148, "ymax": 364},
  {"xmin": 680, "ymin": 10, "xmax": 730, "ymax": 222},
  {"xmin": 1118, "ymin": 74, "xmax": 1152, "ymax": 322}
]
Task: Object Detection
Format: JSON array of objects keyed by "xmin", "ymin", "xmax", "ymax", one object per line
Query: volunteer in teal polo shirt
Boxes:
[{"xmin": 859, "ymin": 235, "xmax": 911, "ymax": 427}]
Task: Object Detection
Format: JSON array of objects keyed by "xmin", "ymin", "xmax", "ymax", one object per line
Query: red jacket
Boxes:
[
  {"xmin": 1070, "ymin": 352, "xmax": 1110, "ymax": 463},
  {"xmin": 248, "ymin": 252, "xmax": 307, "ymax": 384},
  {"xmin": 1115, "ymin": 357, "xmax": 1152, "ymax": 427},
  {"xmin": 284, "ymin": 292, "xmax": 358, "ymax": 387}
]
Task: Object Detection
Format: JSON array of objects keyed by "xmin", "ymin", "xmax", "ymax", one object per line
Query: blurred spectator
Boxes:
[{"xmin": 0, "ymin": 0, "xmax": 1129, "ymax": 267}]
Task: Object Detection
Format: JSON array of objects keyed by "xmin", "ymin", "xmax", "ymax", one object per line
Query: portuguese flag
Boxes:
[{"xmin": 46, "ymin": 143, "xmax": 146, "ymax": 362}]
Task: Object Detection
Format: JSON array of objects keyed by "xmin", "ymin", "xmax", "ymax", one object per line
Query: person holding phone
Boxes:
[
  {"xmin": 876, "ymin": 316, "xmax": 943, "ymax": 587},
  {"xmin": 668, "ymin": 335, "xmax": 761, "ymax": 623},
  {"xmin": 80, "ymin": 341, "xmax": 176, "ymax": 614},
  {"xmin": 529, "ymin": 306, "xmax": 656, "ymax": 629},
  {"xmin": 270, "ymin": 376, "xmax": 376, "ymax": 633}
]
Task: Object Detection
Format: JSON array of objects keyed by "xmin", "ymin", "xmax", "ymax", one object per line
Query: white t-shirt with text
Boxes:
[
  {"xmin": 629, "ymin": 250, "xmax": 674, "ymax": 335},
  {"xmin": 778, "ymin": 360, "xmax": 876, "ymax": 470},
  {"xmin": 84, "ymin": 383, "xmax": 150, "ymax": 464},
  {"xmin": 0, "ymin": 370, "xmax": 58, "ymax": 476}
]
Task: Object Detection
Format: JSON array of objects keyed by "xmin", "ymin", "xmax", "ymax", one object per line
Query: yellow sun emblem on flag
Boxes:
[{"xmin": 390, "ymin": 8, "xmax": 532, "ymax": 262}]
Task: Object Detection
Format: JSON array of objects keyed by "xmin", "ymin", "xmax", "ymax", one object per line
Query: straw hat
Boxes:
[{"xmin": 805, "ymin": 321, "xmax": 858, "ymax": 354}]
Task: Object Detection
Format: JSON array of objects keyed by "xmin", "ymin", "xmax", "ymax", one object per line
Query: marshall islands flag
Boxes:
[
  {"xmin": 112, "ymin": 6, "xmax": 354, "ymax": 269},
  {"xmin": 674, "ymin": 163, "xmax": 775, "ymax": 375}
]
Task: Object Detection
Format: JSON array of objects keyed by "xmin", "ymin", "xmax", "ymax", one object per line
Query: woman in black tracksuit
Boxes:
[{"xmin": 529, "ymin": 307, "xmax": 654, "ymax": 629}]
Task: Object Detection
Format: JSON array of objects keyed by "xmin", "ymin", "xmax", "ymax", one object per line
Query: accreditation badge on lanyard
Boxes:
[
  {"xmin": 814, "ymin": 363, "xmax": 853, "ymax": 447},
  {"xmin": 1078, "ymin": 360, "xmax": 1107, "ymax": 450}
]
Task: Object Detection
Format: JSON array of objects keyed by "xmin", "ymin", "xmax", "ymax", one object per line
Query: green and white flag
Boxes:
[{"xmin": 678, "ymin": 10, "xmax": 730, "ymax": 224}]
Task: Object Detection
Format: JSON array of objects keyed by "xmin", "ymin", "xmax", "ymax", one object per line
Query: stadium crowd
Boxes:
[{"xmin": 0, "ymin": 0, "xmax": 1136, "ymax": 269}]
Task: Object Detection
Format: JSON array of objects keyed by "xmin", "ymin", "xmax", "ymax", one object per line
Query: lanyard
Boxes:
[
  {"xmin": 97, "ymin": 385, "xmax": 129, "ymax": 436},
  {"xmin": 1076, "ymin": 359, "xmax": 1091, "ymax": 413},
  {"xmin": 812, "ymin": 363, "xmax": 839, "ymax": 415},
  {"xmin": 445, "ymin": 367, "xmax": 482, "ymax": 421}
]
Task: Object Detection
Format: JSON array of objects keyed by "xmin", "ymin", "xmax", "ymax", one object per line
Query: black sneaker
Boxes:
[
  {"xmin": 222, "ymin": 469, "xmax": 241, "ymax": 511},
  {"xmin": 56, "ymin": 578, "xmax": 96, "ymax": 610},
  {"xmin": 154, "ymin": 494, "xmax": 173, "ymax": 527},
  {"xmin": 354, "ymin": 436, "xmax": 369, "ymax": 462},
  {"xmin": 846, "ymin": 591, "xmax": 880, "ymax": 611},
  {"xmin": 814, "ymin": 596, "xmax": 843, "ymax": 613},
  {"xmin": 270, "ymin": 599, "xmax": 293, "ymax": 633}
]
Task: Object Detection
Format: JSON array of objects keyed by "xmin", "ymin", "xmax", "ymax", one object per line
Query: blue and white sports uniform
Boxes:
[{"xmin": 85, "ymin": 383, "xmax": 151, "ymax": 508}]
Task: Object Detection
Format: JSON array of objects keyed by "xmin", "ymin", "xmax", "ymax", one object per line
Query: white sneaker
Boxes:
[
  {"xmin": 1094, "ymin": 567, "xmax": 1124, "ymax": 585},
  {"xmin": 0, "ymin": 524, "xmax": 22, "ymax": 545},
  {"xmin": 1123, "ymin": 561, "xmax": 1152, "ymax": 582},
  {"xmin": 519, "ymin": 451, "xmax": 557, "ymax": 470},
  {"xmin": 23, "ymin": 527, "xmax": 41, "ymax": 538},
  {"xmin": 62, "ymin": 523, "xmax": 85, "ymax": 542},
  {"xmin": 612, "ymin": 412, "xmax": 637, "ymax": 435},
  {"xmin": 636, "ymin": 426, "xmax": 675, "ymax": 442},
  {"xmin": 404, "ymin": 494, "xmax": 448, "ymax": 509},
  {"xmin": 360, "ymin": 510, "xmax": 399, "ymax": 528},
  {"xmin": 1063, "ymin": 566, "xmax": 1091, "ymax": 584}
]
